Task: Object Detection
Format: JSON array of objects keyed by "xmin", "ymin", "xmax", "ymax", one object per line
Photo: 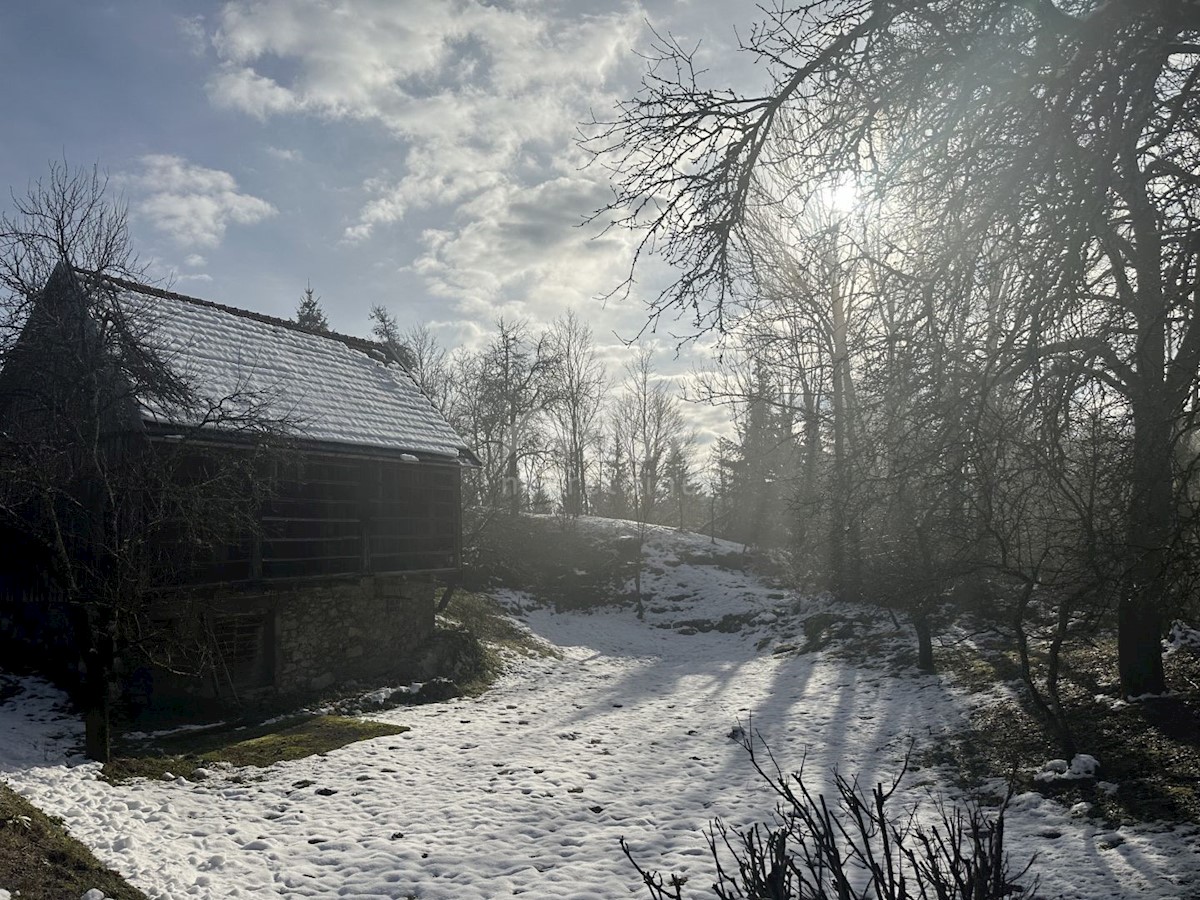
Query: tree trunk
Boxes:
[
  {"xmin": 570, "ymin": 440, "xmax": 585, "ymax": 517},
  {"xmin": 1118, "ymin": 143, "xmax": 1171, "ymax": 697},
  {"xmin": 710, "ymin": 493, "xmax": 716, "ymax": 544},
  {"xmin": 634, "ymin": 537, "xmax": 644, "ymax": 619},
  {"xmin": 1120, "ymin": 389, "xmax": 1170, "ymax": 696},
  {"xmin": 1119, "ymin": 260, "xmax": 1171, "ymax": 696},
  {"xmin": 82, "ymin": 646, "xmax": 112, "ymax": 763},
  {"xmin": 829, "ymin": 236, "xmax": 857, "ymax": 599},
  {"xmin": 506, "ymin": 412, "xmax": 521, "ymax": 517},
  {"xmin": 913, "ymin": 613, "xmax": 935, "ymax": 673},
  {"xmin": 797, "ymin": 387, "xmax": 820, "ymax": 553}
]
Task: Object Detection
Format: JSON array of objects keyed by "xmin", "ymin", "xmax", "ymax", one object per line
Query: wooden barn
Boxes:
[{"xmin": 0, "ymin": 265, "xmax": 477, "ymax": 705}]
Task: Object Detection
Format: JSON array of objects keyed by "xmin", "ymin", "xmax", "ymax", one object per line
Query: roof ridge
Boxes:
[{"xmin": 79, "ymin": 269, "xmax": 390, "ymax": 358}]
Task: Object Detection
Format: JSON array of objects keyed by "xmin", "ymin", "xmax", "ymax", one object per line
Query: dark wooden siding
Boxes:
[{"xmin": 171, "ymin": 452, "xmax": 461, "ymax": 585}]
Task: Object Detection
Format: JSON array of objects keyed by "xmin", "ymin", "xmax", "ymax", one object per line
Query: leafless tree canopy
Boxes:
[{"xmin": 585, "ymin": 2, "xmax": 1200, "ymax": 696}]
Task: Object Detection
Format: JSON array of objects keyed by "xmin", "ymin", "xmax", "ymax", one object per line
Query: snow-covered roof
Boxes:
[{"xmin": 98, "ymin": 276, "xmax": 471, "ymax": 461}]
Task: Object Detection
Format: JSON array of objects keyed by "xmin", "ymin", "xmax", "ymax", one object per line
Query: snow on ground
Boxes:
[{"xmin": 2, "ymin": 521, "xmax": 1199, "ymax": 898}]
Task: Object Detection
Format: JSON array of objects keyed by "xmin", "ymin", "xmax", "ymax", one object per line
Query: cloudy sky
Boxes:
[{"xmin": 0, "ymin": 0, "xmax": 760, "ymax": 443}]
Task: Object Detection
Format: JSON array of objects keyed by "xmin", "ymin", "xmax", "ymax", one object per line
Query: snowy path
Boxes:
[{"xmin": 2, "ymin": 526, "xmax": 1198, "ymax": 898}]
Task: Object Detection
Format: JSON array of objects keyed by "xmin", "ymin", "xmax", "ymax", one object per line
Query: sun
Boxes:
[{"xmin": 828, "ymin": 179, "xmax": 860, "ymax": 213}]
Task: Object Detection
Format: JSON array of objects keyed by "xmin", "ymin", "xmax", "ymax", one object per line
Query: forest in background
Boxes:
[{"xmin": 348, "ymin": 0, "xmax": 1200, "ymax": 762}]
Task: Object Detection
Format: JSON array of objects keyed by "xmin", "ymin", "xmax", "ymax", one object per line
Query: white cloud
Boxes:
[
  {"xmin": 200, "ymin": 0, "xmax": 742, "ymax": 425},
  {"xmin": 410, "ymin": 175, "xmax": 629, "ymax": 311},
  {"xmin": 177, "ymin": 14, "xmax": 209, "ymax": 57},
  {"xmin": 176, "ymin": 272, "xmax": 215, "ymax": 285},
  {"xmin": 265, "ymin": 146, "xmax": 302, "ymax": 162},
  {"xmin": 183, "ymin": 253, "xmax": 207, "ymax": 267},
  {"xmin": 205, "ymin": 1, "xmax": 642, "ymax": 245},
  {"xmin": 126, "ymin": 155, "xmax": 277, "ymax": 248},
  {"xmin": 208, "ymin": 66, "xmax": 297, "ymax": 118}
]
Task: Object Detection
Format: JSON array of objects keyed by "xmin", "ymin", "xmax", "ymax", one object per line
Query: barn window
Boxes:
[
  {"xmin": 211, "ymin": 612, "xmax": 273, "ymax": 689},
  {"xmin": 213, "ymin": 614, "xmax": 263, "ymax": 663}
]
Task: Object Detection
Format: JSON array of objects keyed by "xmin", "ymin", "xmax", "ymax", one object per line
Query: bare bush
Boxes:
[{"xmin": 624, "ymin": 737, "xmax": 1037, "ymax": 900}]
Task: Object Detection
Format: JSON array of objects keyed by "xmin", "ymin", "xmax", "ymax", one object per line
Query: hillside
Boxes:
[{"xmin": 1, "ymin": 519, "xmax": 1198, "ymax": 898}]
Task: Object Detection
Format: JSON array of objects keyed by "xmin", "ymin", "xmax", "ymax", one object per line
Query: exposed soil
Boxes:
[{"xmin": 935, "ymin": 638, "xmax": 1200, "ymax": 826}]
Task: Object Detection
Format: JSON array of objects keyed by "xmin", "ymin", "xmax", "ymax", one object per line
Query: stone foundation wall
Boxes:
[
  {"xmin": 273, "ymin": 575, "xmax": 435, "ymax": 694},
  {"xmin": 147, "ymin": 574, "xmax": 437, "ymax": 703}
]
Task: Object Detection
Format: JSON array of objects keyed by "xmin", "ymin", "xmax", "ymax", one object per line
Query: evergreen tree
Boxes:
[
  {"xmin": 663, "ymin": 438, "xmax": 699, "ymax": 531},
  {"xmin": 719, "ymin": 365, "xmax": 797, "ymax": 551},
  {"xmin": 295, "ymin": 283, "xmax": 330, "ymax": 332}
]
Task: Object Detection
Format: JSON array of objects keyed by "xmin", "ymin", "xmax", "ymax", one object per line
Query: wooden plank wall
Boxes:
[{"xmin": 179, "ymin": 454, "xmax": 460, "ymax": 584}]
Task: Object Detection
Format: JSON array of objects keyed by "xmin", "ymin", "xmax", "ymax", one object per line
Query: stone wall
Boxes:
[
  {"xmin": 147, "ymin": 574, "xmax": 437, "ymax": 704},
  {"xmin": 273, "ymin": 575, "xmax": 434, "ymax": 694}
]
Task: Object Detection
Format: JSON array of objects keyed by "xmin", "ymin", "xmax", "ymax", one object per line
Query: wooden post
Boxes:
[
  {"xmin": 360, "ymin": 459, "xmax": 380, "ymax": 575},
  {"xmin": 250, "ymin": 532, "xmax": 263, "ymax": 581}
]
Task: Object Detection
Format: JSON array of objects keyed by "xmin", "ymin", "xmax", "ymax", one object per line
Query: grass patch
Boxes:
[
  {"xmin": 104, "ymin": 715, "xmax": 408, "ymax": 784},
  {"xmin": 444, "ymin": 591, "xmax": 544, "ymax": 650},
  {"xmin": 936, "ymin": 639, "xmax": 1200, "ymax": 826},
  {"xmin": 465, "ymin": 515, "xmax": 637, "ymax": 610},
  {"xmin": 0, "ymin": 781, "xmax": 147, "ymax": 900},
  {"xmin": 439, "ymin": 590, "xmax": 560, "ymax": 696}
]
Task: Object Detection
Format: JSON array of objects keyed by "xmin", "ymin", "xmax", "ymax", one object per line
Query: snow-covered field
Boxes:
[{"xmin": 2, "ymin": 523, "xmax": 1198, "ymax": 898}]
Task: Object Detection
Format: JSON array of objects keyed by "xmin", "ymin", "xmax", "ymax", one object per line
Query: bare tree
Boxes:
[
  {"xmin": 402, "ymin": 323, "xmax": 451, "ymax": 413},
  {"xmin": 586, "ymin": 1, "xmax": 1200, "ymax": 696},
  {"xmin": 446, "ymin": 320, "xmax": 560, "ymax": 515},
  {"xmin": 547, "ymin": 311, "xmax": 607, "ymax": 516},
  {"xmin": 612, "ymin": 349, "xmax": 687, "ymax": 599},
  {"xmin": 0, "ymin": 163, "xmax": 291, "ymax": 760},
  {"xmin": 370, "ymin": 307, "xmax": 453, "ymax": 413}
]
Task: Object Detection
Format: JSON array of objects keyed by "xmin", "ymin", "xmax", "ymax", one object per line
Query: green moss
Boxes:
[
  {"xmin": 104, "ymin": 715, "xmax": 408, "ymax": 784},
  {"xmin": 0, "ymin": 782, "xmax": 147, "ymax": 900},
  {"xmin": 439, "ymin": 590, "xmax": 559, "ymax": 696},
  {"xmin": 443, "ymin": 590, "xmax": 553, "ymax": 653}
]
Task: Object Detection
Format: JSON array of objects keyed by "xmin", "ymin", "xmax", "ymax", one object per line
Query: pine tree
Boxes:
[
  {"xmin": 369, "ymin": 304, "xmax": 417, "ymax": 370},
  {"xmin": 295, "ymin": 283, "xmax": 330, "ymax": 332},
  {"xmin": 663, "ymin": 438, "xmax": 697, "ymax": 531}
]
